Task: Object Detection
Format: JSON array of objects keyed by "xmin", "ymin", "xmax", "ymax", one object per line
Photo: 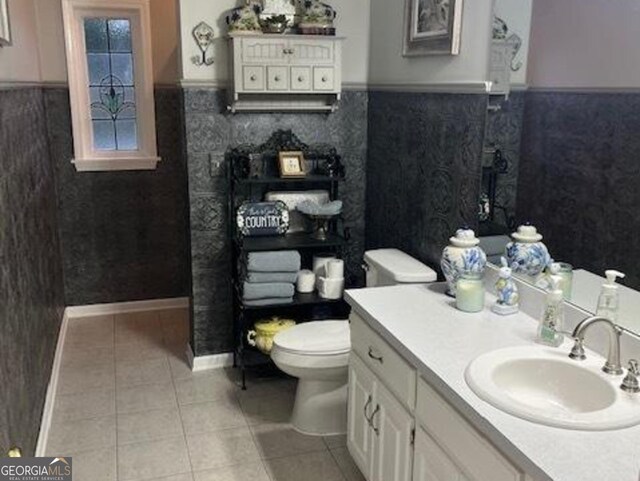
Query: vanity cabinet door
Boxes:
[
  {"xmin": 413, "ymin": 427, "xmax": 470, "ymax": 481},
  {"xmin": 370, "ymin": 382, "xmax": 414, "ymax": 481},
  {"xmin": 348, "ymin": 353, "xmax": 377, "ymax": 480}
]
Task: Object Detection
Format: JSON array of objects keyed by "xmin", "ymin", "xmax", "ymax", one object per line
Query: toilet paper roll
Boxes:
[
  {"xmin": 317, "ymin": 276, "xmax": 345, "ymax": 300},
  {"xmin": 326, "ymin": 259, "xmax": 344, "ymax": 279},
  {"xmin": 312, "ymin": 253, "xmax": 337, "ymax": 277},
  {"xmin": 296, "ymin": 270, "xmax": 316, "ymax": 293}
]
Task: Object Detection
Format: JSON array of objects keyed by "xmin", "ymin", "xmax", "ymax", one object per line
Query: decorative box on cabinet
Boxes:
[{"xmin": 227, "ymin": 34, "xmax": 344, "ymax": 112}]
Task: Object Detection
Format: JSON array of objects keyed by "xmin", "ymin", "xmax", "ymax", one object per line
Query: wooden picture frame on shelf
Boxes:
[{"xmin": 278, "ymin": 151, "xmax": 306, "ymax": 178}]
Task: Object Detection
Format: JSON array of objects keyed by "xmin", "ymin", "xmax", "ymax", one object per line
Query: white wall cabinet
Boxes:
[
  {"xmin": 228, "ymin": 34, "xmax": 343, "ymax": 112},
  {"xmin": 348, "ymin": 313, "xmax": 527, "ymax": 481},
  {"xmin": 348, "ymin": 353, "xmax": 414, "ymax": 481}
]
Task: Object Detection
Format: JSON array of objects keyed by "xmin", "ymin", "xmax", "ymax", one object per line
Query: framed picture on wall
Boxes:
[
  {"xmin": 278, "ymin": 151, "xmax": 306, "ymax": 178},
  {"xmin": 403, "ymin": 0, "xmax": 463, "ymax": 56},
  {"xmin": 0, "ymin": 0, "xmax": 10, "ymax": 47}
]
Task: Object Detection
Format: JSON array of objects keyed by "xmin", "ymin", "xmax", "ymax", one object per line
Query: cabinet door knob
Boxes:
[
  {"xmin": 368, "ymin": 347, "xmax": 383, "ymax": 364},
  {"xmin": 322, "ymin": 76, "xmax": 328, "ymax": 82},
  {"xmin": 288, "ymin": 48, "xmax": 294, "ymax": 54},
  {"xmin": 250, "ymin": 75, "xmax": 256, "ymax": 81},
  {"xmin": 298, "ymin": 76, "xmax": 304, "ymax": 82},
  {"xmin": 274, "ymin": 76, "xmax": 281, "ymax": 81}
]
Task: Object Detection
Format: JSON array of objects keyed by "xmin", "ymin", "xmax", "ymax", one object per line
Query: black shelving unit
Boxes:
[{"xmin": 227, "ymin": 130, "xmax": 351, "ymax": 389}]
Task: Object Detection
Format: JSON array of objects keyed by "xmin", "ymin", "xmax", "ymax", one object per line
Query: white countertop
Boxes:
[{"xmin": 345, "ymin": 283, "xmax": 640, "ymax": 481}]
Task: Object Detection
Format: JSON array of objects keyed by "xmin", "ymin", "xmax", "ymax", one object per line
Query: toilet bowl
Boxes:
[
  {"xmin": 271, "ymin": 249, "xmax": 437, "ymax": 436},
  {"xmin": 271, "ymin": 320, "xmax": 350, "ymax": 435}
]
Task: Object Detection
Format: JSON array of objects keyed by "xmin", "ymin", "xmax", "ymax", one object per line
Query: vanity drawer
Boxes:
[
  {"xmin": 416, "ymin": 378, "xmax": 524, "ymax": 481},
  {"xmin": 242, "ymin": 66, "xmax": 264, "ymax": 91},
  {"xmin": 350, "ymin": 313, "xmax": 416, "ymax": 411},
  {"xmin": 267, "ymin": 66, "xmax": 289, "ymax": 91}
]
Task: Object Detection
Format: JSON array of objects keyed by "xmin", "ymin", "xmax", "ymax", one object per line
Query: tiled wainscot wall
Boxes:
[
  {"xmin": 43, "ymin": 88, "xmax": 191, "ymax": 305},
  {"xmin": 518, "ymin": 91, "xmax": 640, "ymax": 290},
  {"xmin": 366, "ymin": 91, "xmax": 487, "ymax": 268},
  {"xmin": 0, "ymin": 88, "xmax": 65, "ymax": 456},
  {"xmin": 183, "ymin": 89, "xmax": 368, "ymax": 356}
]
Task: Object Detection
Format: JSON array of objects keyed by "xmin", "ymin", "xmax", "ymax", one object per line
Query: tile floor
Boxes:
[{"xmin": 47, "ymin": 308, "xmax": 365, "ymax": 481}]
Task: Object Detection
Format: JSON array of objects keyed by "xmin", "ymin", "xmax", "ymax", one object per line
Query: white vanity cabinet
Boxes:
[
  {"xmin": 227, "ymin": 34, "xmax": 343, "ymax": 112},
  {"xmin": 348, "ymin": 313, "xmax": 527, "ymax": 481}
]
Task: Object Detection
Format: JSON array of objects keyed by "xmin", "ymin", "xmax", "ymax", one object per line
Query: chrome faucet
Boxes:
[{"xmin": 568, "ymin": 316, "xmax": 623, "ymax": 375}]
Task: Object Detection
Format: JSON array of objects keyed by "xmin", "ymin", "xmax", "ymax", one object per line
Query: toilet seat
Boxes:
[{"xmin": 273, "ymin": 320, "xmax": 350, "ymax": 357}]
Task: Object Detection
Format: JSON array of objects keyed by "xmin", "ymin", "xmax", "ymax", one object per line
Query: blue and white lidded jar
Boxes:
[
  {"xmin": 505, "ymin": 225, "xmax": 552, "ymax": 279},
  {"xmin": 441, "ymin": 229, "xmax": 487, "ymax": 297}
]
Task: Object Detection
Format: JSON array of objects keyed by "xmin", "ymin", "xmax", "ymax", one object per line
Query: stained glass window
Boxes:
[{"xmin": 84, "ymin": 17, "xmax": 138, "ymax": 151}]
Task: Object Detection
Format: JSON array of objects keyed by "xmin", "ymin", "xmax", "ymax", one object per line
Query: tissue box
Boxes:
[{"xmin": 265, "ymin": 190, "xmax": 330, "ymax": 233}]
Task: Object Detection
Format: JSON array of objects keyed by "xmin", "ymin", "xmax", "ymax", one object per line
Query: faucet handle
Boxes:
[
  {"xmin": 621, "ymin": 359, "xmax": 640, "ymax": 393},
  {"xmin": 569, "ymin": 338, "xmax": 586, "ymax": 361}
]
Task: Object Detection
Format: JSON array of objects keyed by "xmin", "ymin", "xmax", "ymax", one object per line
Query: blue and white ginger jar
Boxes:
[
  {"xmin": 441, "ymin": 229, "xmax": 487, "ymax": 296},
  {"xmin": 505, "ymin": 225, "xmax": 552, "ymax": 278}
]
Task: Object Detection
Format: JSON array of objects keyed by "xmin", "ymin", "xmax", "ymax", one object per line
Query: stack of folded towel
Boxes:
[{"xmin": 243, "ymin": 250, "xmax": 301, "ymax": 306}]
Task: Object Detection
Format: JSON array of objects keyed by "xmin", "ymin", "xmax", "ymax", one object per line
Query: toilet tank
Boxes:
[{"xmin": 364, "ymin": 249, "xmax": 437, "ymax": 287}]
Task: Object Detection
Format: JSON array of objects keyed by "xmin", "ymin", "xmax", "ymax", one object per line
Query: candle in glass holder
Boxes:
[{"xmin": 456, "ymin": 274, "xmax": 485, "ymax": 313}]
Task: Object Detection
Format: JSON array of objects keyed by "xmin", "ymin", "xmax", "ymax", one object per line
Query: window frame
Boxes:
[{"xmin": 62, "ymin": 0, "xmax": 159, "ymax": 172}]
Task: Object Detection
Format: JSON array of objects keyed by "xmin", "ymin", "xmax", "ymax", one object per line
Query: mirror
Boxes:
[{"xmin": 480, "ymin": 0, "xmax": 640, "ymax": 336}]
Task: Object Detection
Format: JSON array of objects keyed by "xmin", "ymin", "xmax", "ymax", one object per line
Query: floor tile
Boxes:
[
  {"xmin": 250, "ymin": 423, "xmax": 326, "ymax": 460},
  {"xmin": 116, "ymin": 337, "xmax": 168, "ymax": 363},
  {"xmin": 323, "ymin": 434, "xmax": 347, "ymax": 449},
  {"xmin": 117, "ymin": 407, "xmax": 183, "ymax": 445},
  {"xmin": 53, "ymin": 389, "xmax": 116, "ymax": 422},
  {"xmin": 47, "ymin": 415, "xmax": 116, "ymax": 455},
  {"xmin": 57, "ymin": 364, "xmax": 115, "ymax": 396},
  {"xmin": 174, "ymin": 371, "xmax": 238, "ymax": 405},
  {"xmin": 117, "ymin": 382, "xmax": 178, "ymax": 414},
  {"xmin": 116, "ymin": 358, "xmax": 172, "ymax": 388},
  {"xmin": 239, "ymin": 390, "xmax": 295, "ymax": 426},
  {"xmin": 330, "ymin": 447, "xmax": 366, "ymax": 481},
  {"xmin": 264, "ymin": 451, "xmax": 345, "ymax": 481},
  {"xmin": 167, "ymin": 344, "xmax": 195, "ymax": 380},
  {"xmin": 192, "ymin": 461, "xmax": 270, "ymax": 481},
  {"xmin": 65, "ymin": 446, "xmax": 117, "ymax": 481},
  {"xmin": 186, "ymin": 427, "xmax": 260, "ymax": 472},
  {"xmin": 61, "ymin": 345, "xmax": 114, "ymax": 371},
  {"xmin": 235, "ymin": 378, "xmax": 296, "ymax": 403},
  {"xmin": 115, "ymin": 311, "xmax": 164, "ymax": 345},
  {"xmin": 180, "ymin": 398, "xmax": 246, "ymax": 435},
  {"xmin": 65, "ymin": 315, "xmax": 115, "ymax": 348},
  {"xmin": 117, "ymin": 436, "xmax": 191, "ymax": 481}
]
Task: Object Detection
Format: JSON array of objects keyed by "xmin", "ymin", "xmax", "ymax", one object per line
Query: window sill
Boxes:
[{"xmin": 72, "ymin": 157, "xmax": 161, "ymax": 172}]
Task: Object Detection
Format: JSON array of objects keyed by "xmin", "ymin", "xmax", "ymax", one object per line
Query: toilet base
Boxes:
[{"xmin": 291, "ymin": 378, "xmax": 347, "ymax": 436}]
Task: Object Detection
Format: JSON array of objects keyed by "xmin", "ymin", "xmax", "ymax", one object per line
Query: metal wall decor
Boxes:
[
  {"xmin": 191, "ymin": 21, "xmax": 215, "ymax": 66},
  {"xmin": 236, "ymin": 201, "xmax": 290, "ymax": 237},
  {"xmin": 0, "ymin": 0, "xmax": 10, "ymax": 47},
  {"xmin": 403, "ymin": 0, "xmax": 464, "ymax": 56}
]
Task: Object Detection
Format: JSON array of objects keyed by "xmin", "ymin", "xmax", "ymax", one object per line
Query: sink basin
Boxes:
[{"xmin": 465, "ymin": 346, "xmax": 640, "ymax": 430}]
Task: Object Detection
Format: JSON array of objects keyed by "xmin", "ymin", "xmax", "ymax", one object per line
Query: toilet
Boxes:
[{"xmin": 271, "ymin": 249, "xmax": 437, "ymax": 435}]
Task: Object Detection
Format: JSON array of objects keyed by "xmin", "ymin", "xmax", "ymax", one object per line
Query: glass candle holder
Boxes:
[
  {"xmin": 557, "ymin": 262, "xmax": 574, "ymax": 300},
  {"xmin": 456, "ymin": 273, "xmax": 485, "ymax": 313}
]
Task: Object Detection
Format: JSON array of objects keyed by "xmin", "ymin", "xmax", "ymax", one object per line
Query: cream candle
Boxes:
[{"xmin": 456, "ymin": 275, "xmax": 485, "ymax": 313}]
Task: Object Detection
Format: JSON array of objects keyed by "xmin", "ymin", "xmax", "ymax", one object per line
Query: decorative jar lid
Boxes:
[
  {"xmin": 449, "ymin": 228, "xmax": 480, "ymax": 248},
  {"xmin": 253, "ymin": 317, "xmax": 296, "ymax": 334},
  {"xmin": 511, "ymin": 225, "xmax": 543, "ymax": 243}
]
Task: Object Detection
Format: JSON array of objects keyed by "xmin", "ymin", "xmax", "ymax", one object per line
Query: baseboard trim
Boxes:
[
  {"xmin": 35, "ymin": 308, "xmax": 70, "ymax": 457},
  {"xmin": 187, "ymin": 344, "xmax": 234, "ymax": 371},
  {"xmin": 65, "ymin": 297, "xmax": 189, "ymax": 318}
]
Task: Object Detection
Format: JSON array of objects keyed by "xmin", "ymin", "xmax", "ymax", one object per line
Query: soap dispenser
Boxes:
[
  {"xmin": 596, "ymin": 270, "xmax": 625, "ymax": 322},
  {"xmin": 537, "ymin": 275, "xmax": 564, "ymax": 347}
]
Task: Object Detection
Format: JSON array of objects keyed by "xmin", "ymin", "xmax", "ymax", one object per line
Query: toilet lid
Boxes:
[{"xmin": 273, "ymin": 320, "xmax": 350, "ymax": 356}]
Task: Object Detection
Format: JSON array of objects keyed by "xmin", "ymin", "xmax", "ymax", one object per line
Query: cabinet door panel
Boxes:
[
  {"xmin": 414, "ymin": 427, "xmax": 469, "ymax": 481},
  {"xmin": 241, "ymin": 38, "xmax": 289, "ymax": 64},
  {"xmin": 370, "ymin": 382, "xmax": 413, "ymax": 481},
  {"xmin": 347, "ymin": 354, "xmax": 376, "ymax": 480},
  {"xmin": 289, "ymin": 39, "xmax": 334, "ymax": 64}
]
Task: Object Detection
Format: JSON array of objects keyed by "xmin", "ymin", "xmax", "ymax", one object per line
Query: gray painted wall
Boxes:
[
  {"xmin": 0, "ymin": 88, "xmax": 65, "ymax": 456},
  {"xmin": 517, "ymin": 91, "xmax": 640, "ymax": 291},
  {"xmin": 183, "ymin": 89, "xmax": 368, "ymax": 356},
  {"xmin": 366, "ymin": 91, "xmax": 487, "ymax": 269},
  {"xmin": 44, "ymin": 88, "xmax": 190, "ymax": 305}
]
